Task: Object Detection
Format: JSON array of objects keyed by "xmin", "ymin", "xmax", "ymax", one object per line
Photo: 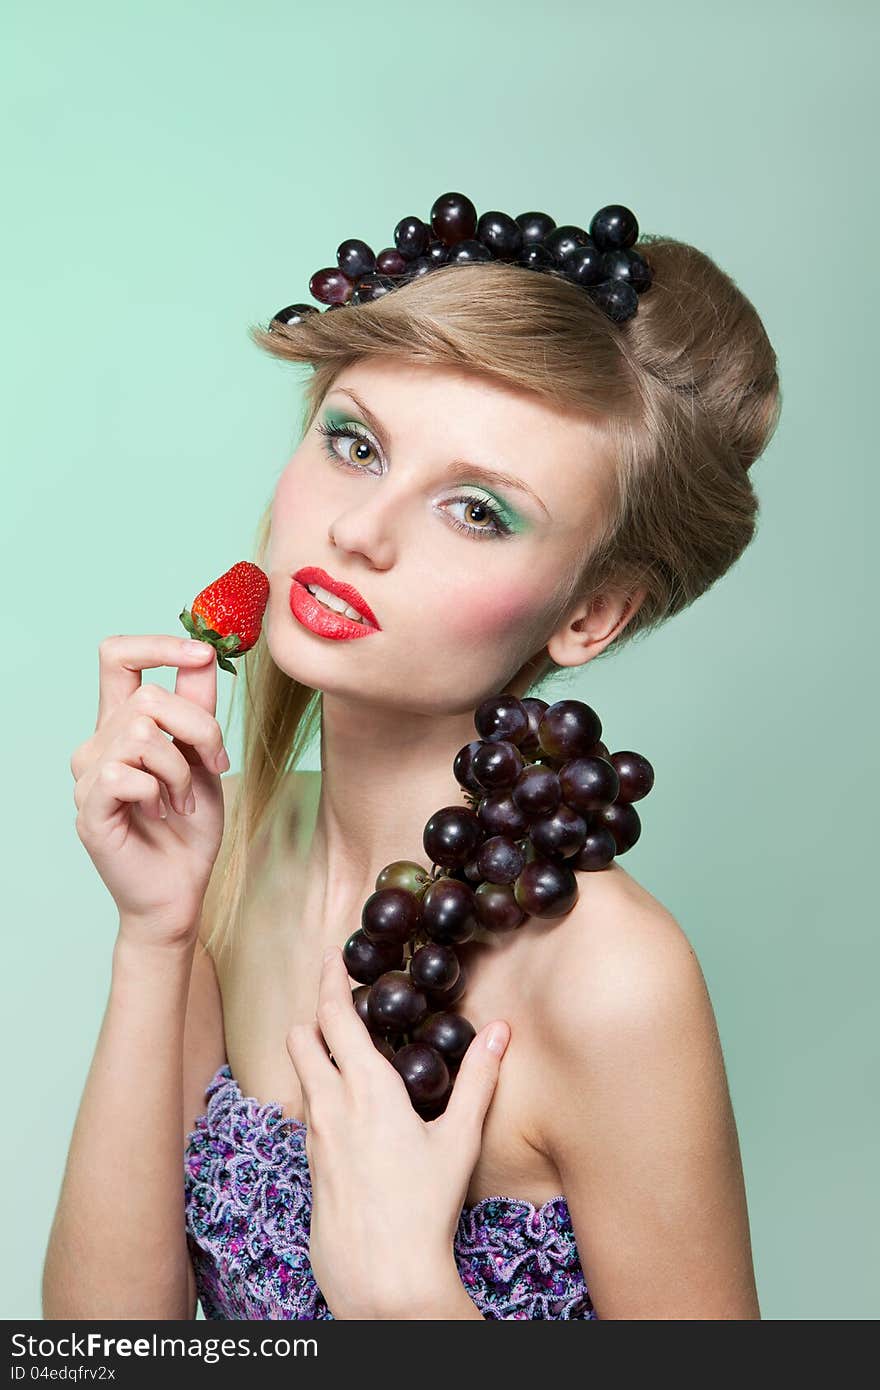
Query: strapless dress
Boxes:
[{"xmin": 184, "ymin": 1062, "xmax": 597, "ymax": 1319}]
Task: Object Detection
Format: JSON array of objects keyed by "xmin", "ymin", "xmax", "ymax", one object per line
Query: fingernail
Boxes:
[
  {"xmin": 486, "ymin": 1023, "xmax": 509, "ymax": 1056},
  {"xmin": 186, "ymin": 642, "xmax": 213, "ymax": 659}
]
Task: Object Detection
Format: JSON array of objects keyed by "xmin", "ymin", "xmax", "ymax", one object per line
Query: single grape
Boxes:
[
  {"xmin": 426, "ymin": 962, "xmax": 468, "ymax": 1007},
  {"xmin": 476, "ymin": 834, "xmax": 526, "ymax": 884},
  {"xmin": 423, "ymin": 805, "xmax": 483, "ymax": 868},
  {"xmin": 368, "ymin": 970, "xmax": 429, "ymax": 1033},
  {"xmin": 572, "ymin": 824, "xmax": 617, "ymax": 871},
  {"xmin": 343, "ymin": 929, "xmax": 404, "ymax": 985},
  {"xmin": 430, "ymin": 192, "xmax": 478, "ymax": 246},
  {"xmin": 511, "ymin": 764, "xmax": 561, "ymax": 818},
  {"xmin": 351, "ymin": 984, "xmax": 372, "ymax": 1027},
  {"xmin": 513, "ymin": 858, "xmax": 579, "ymax": 918},
  {"xmin": 538, "ymin": 699, "xmax": 602, "ymax": 759},
  {"xmin": 597, "ymin": 801, "xmax": 642, "ymax": 853},
  {"xmin": 474, "ymin": 693, "xmax": 530, "ymax": 745},
  {"xmin": 375, "ymin": 860, "xmax": 434, "ymax": 896},
  {"xmin": 410, "ymin": 942, "xmax": 460, "ymax": 993},
  {"xmin": 471, "ymin": 740, "xmax": 525, "ymax": 791},
  {"xmin": 528, "ymin": 803, "xmax": 588, "ymax": 859},
  {"xmin": 391, "ymin": 1042, "xmax": 451, "ymax": 1105},
  {"xmin": 453, "ymin": 741, "xmax": 486, "ymax": 795},
  {"xmin": 610, "ymin": 750, "xmax": 655, "ymax": 802},
  {"xmin": 558, "ymin": 755, "xmax": 620, "ymax": 812},
  {"xmin": 421, "ymin": 876, "xmax": 478, "ymax": 945},
  {"xmin": 413, "ymin": 1011, "xmax": 476, "ymax": 1065},
  {"xmin": 476, "ymin": 791, "xmax": 529, "ymax": 839},
  {"xmin": 361, "ymin": 886, "xmax": 422, "ymax": 945},
  {"xmin": 519, "ymin": 697, "xmax": 550, "ymax": 757},
  {"xmin": 308, "ymin": 267, "xmax": 355, "ymax": 305},
  {"xmin": 474, "ymin": 881, "xmax": 528, "ymax": 932}
]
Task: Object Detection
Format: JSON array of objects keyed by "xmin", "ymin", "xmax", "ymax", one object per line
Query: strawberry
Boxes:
[{"xmin": 179, "ymin": 561, "xmax": 270, "ymax": 674}]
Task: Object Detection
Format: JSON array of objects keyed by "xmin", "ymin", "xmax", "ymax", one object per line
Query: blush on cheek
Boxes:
[{"xmin": 440, "ymin": 581, "xmax": 545, "ymax": 641}]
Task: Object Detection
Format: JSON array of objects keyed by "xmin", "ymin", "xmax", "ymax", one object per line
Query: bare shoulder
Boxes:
[
  {"xmin": 528, "ymin": 864, "xmax": 758, "ymax": 1318},
  {"xmin": 536, "ymin": 861, "xmax": 708, "ymax": 1042}
]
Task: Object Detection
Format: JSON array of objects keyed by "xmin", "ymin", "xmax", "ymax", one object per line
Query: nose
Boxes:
[{"xmin": 327, "ymin": 488, "xmax": 401, "ymax": 571}]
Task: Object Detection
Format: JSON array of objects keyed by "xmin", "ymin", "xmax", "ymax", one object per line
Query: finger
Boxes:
[
  {"xmin": 79, "ymin": 759, "xmax": 168, "ymax": 831},
  {"xmin": 441, "ymin": 1021, "xmax": 510, "ymax": 1135},
  {"xmin": 96, "ymin": 635, "xmax": 214, "ymax": 730},
  {"xmin": 314, "ymin": 947, "xmax": 381, "ymax": 1076},
  {"xmin": 286, "ymin": 1018, "xmax": 339, "ymax": 1112},
  {"xmin": 104, "ymin": 717, "xmax": 203, "ymax": 817},
  {"xmin": 173, "ymin": 642, "xmax": 221, "ymax": 768},
  {"xmin": 127, "ymin": 682, "xmax": 226, "ymax": 776}
]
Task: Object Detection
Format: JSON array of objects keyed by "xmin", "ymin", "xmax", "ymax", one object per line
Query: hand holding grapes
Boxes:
[{"xmin": 285, "ymin": 946, "xmax": 510, "ymax": 1319}]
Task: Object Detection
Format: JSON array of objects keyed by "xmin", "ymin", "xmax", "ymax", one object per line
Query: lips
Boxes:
[{"xmin": 289, "ymin": 566, "xmax": 380, "ymax": 641}]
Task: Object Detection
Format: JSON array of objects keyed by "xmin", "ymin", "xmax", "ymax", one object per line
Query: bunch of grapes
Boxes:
[{"xmin": 343, "ymin": 693, "xmax": 655, "ymax": 1117}]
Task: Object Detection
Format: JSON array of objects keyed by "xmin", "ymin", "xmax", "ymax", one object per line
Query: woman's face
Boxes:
[{"xmin": 265, "ymin": 356, "xmax": 613, "ymax": 714}]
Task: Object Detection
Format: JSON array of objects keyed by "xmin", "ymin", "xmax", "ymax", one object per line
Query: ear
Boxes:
[{"xmin": 546, "ymin": 585, "xmax": 647, "ymax": 669}]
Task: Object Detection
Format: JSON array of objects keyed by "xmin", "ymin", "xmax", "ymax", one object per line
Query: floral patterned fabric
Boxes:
[{"xmin": 184, "ymin": 1063, "xmax": 596, "ymax": 1320}]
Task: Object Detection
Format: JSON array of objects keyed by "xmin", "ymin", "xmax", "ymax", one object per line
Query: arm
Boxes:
[
  {"xmin": 41, "ymin": 932, "xmax": 199, "ymax": 1319},
  {"xmin": 536, "ymin": 902, "xmax": 761, "ymax": 1320}
]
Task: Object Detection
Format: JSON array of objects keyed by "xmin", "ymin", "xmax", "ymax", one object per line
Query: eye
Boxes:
[{"xmin": 315, "ymin": 419, "xmax": 381, "ymax": 472}]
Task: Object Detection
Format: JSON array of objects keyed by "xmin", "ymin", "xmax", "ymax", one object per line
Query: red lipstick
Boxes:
[{"xmin": 289, "ymin": 566, "xmax": 380, "ymax": 641}]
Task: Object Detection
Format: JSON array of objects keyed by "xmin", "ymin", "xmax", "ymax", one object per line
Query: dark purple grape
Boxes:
[
  {"xmin": 368, "ymin": 971, "xmax": 428, "ymax": 1033},
  {"xmin": 518, "ymin": 243, "xmax": 556, "ymax": 271},
  {"xmin": 270, "ymin": 303, "xmax": 319, "ymax": 329},
  {"xmin": 474, "ymin": 881, "xmax": 527, "ymax": 933},
  {"xmin": 516, "ymin": 211, "xmax": 556, "ymax": 245},
  {"xmin": 558, "ymin": 755, "xmax": 619, "ymax": 812},
  {"xmin": 561, "ymin": 243, "xmax": 605, "ymax": 287},
  {"xmin": 426, "ymin": 965, "xmax": 468, "ymax": 1008},
  {"xmin": 413, "ymin": 1011, "xmax": 476, "ymax": 1066},
  {"xmin": 308, "ymin": 267, "xmax": 355, "ymax": 305},
  {"xmin": 572, "ymin": 824, "xmax": 617, "ymax": 871},
  {"xmin": 528, "ymin": 804, "xmax": 588, "ymax": 859},
  {"xmin": 476, "ymin": 791, "xmax": 529, "ymax": 840},
  {"xmin": 410, "ymin": 942, "xmax": 460, "ymax": 993},
  {"xmin": 350, "ymin": 273, "xmax": 396, "ymax": 304},
  {"xmin": 372, "ymin": 1035, "xmax": 395, "ymax": 1060},
  {"xmin": 476, "ymin": 835, "xmax": 525, "ymax": 885},
  {"xmin": 391, "ymin": 1043, "xmax": 450, "ymax": 1105},
  {"xmin": 453, "ymin": 740, "xmax": 485, "ymax": 795},
  {"xmin": 471, "ymin": 740, "xmax": 525, "ymax": 791},
  {"xmin": 610, "ymin": 751, "xmax": 655, "ymax": 802},
  {"xmin": 538, "ymin": 699, "xmax": 602, "ymax": 759},
  {"xmin": 375, "ymin": 247, "xmax": 408, "ymax": 277},
  {"xmin": 394, "ymin": 215, "xmax": 430, "ymax": 261},
  {"xmin": 476, "ymin": 211, "xmax": 523, "ymax": 260},
  {"xmin": 597, "ymin": 802, "xmax": 642, "ymax": 854},
  {"xmin": 423, "ymin": 806, "xmax": 482, "ymax": 868},
  {"xmin": 462, "ymin": 855, "xmax": 483, "ymax": 882},
  {"xmin": 421, "ymin": 877, "xmax": 477, "ymax": 945},
  {"xmin": 448, "ymin": 239, "xmax": 493, "ymax": 264},
  {"xmin": 343, "ymin": 929, "xmax": 404, "ymax": 984},
  {"xmin": 589, "ymin": 204, "xmax": 639, "ymax": 252},
  {"xmin": 474, "ymin": 694, "xmax": 530, "ymax": 745},
  {"xmin": 336, "ymin": 238, "xmax": 376, "ymax": 281},
  {"xmin": 512, "ymin": 763, "xmax": 561, "ymax": 818},
  {"xmin": 589, "ymin": 740, "xmax": 610, "ymax": 760},
  {"xmin": 513, "ymin": 859, "xmax": 579, "ymax": 918},
  {"xmin": 361, "ymin": 886, "xmax": 421, "ymax": 946},
  {"xmin": 518, "ymin": 697, "xmax": 550, "ymax": 756},
  {"xmin": 374, "ymin": 860, "xmax": 433, "ymax": 897},
  {"xmin": 543, "ymin": 225, "xmax": 592, "ymax": 264},
  {"xmin": 352, "ymin": 984, "xmax": 371, "ymax": 1027},
  {"xmin": 415, "ymin": 1085, "xmax": 453, "ymax": 1120},
  {"xmin": 430, "ymin": 192, "xmax": 478, "ymax": 246}
]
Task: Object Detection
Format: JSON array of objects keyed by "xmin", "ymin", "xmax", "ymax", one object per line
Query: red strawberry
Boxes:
[{"xmin": 179, "ymin": 561, "xmax": 270, "ymax": 674}]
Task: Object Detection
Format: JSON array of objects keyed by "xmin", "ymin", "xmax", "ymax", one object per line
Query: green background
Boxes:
[{"xmin": 3, "ymin": 0, "xmax": 876, "ymax": 1321}]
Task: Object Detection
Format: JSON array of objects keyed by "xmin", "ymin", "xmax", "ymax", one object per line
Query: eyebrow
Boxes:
[{"xmin": 324, "ymin": 386, "xmax": 552, "ymax": 520}]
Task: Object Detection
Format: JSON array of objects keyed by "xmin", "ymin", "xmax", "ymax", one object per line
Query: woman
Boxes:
[{"xmin": 44, "ymin": 204, "xmax": 780, "ymax": 1320}]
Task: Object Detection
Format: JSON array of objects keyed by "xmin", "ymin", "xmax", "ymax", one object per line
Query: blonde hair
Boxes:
[{"xmin": 202, "ymin": 241, "xmax": 782, "ymax": 965}]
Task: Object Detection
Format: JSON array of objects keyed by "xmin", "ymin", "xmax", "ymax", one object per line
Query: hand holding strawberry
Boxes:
[{"xmin": 179, "ymin": 561, "xmax": 270, "ymax": 673}]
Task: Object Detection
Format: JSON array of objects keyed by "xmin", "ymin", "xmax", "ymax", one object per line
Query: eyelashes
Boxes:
[{"xmin": 314, "ymin": 420, "xmax": 514, "ymax": 541}]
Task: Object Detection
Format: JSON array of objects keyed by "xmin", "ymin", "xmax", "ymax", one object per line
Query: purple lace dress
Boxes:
[{"xmin": 184, "ymin": 1063, "xmax": 597, "ymax": 1320}]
